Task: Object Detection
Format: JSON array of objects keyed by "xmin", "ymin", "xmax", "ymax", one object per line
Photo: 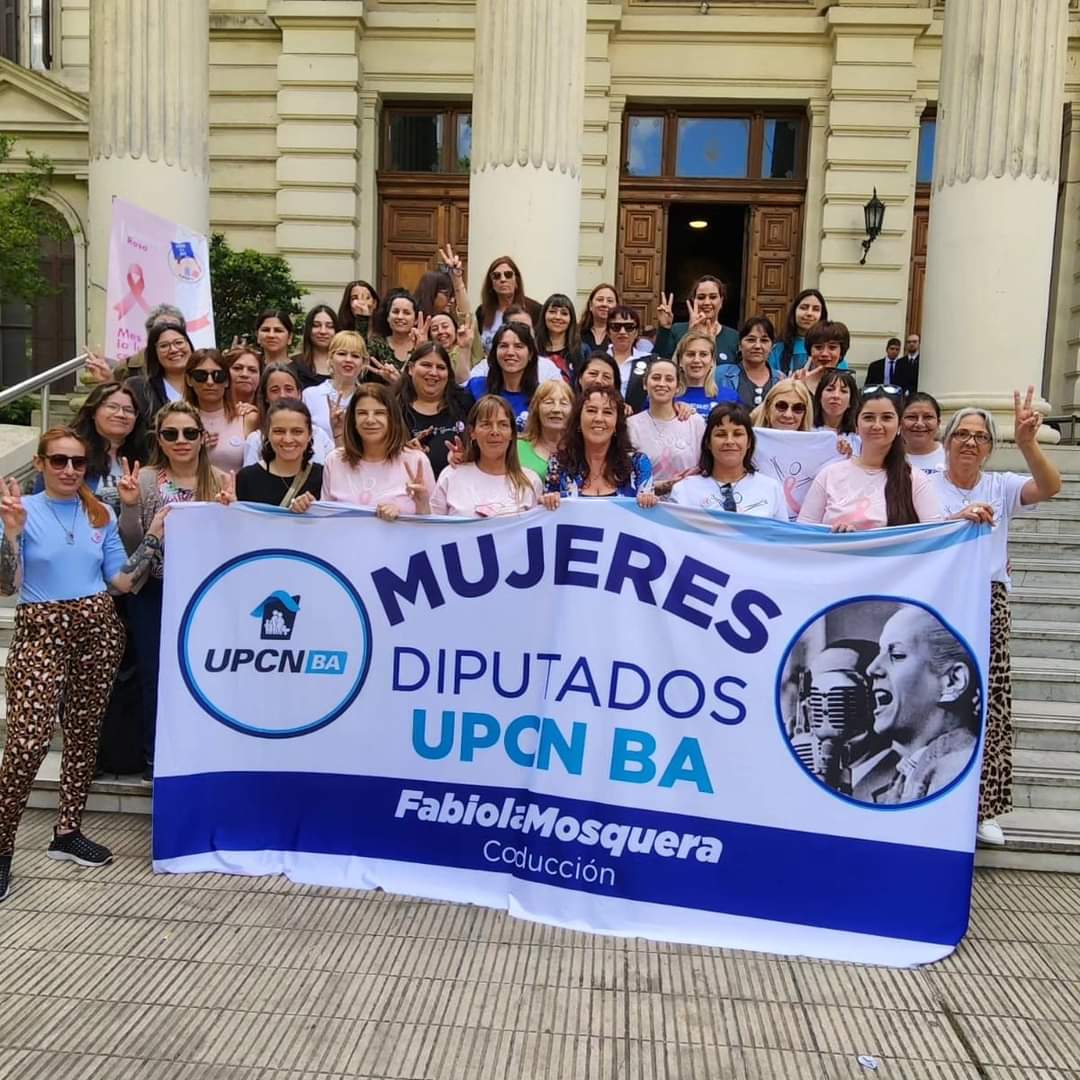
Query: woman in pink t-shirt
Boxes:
[
  {"xmin": 321, "ymin": 382, "xmax": 434, "ymax": 520},
  {"xmin": 797, "ymin": 386, "xmax": 941, "ymax": 531},
  {"xmin": 431, "ymin": 395, "xmax": 542, "ymax": 517}
]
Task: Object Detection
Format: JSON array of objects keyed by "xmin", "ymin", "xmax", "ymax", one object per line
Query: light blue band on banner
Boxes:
[{"xmin": 152, "ymin": 771, "xmax": 973, "ymax": 947}]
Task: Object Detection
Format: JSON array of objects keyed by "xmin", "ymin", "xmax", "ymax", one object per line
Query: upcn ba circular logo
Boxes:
[{"xmin": 178, "ymin": 550, "xmax": 371, "ymax": 738}]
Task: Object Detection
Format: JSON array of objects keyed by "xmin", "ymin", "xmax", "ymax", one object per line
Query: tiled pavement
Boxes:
[{"xmin": 1, "ymin": 811, "xmax": 1078, "ymax": 1080}]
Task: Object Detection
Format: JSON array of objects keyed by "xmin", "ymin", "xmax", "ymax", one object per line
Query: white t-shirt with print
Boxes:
[
  {"xmin": 671, "ymin": 472, "xmax": 788, "ymax": 521},
  {"xmin": 908, "ymin": 446, "xmax": 946, "ymax": 475},
  {"xmin": 431, "ymin": 463, "xmax": 542, "ymax": 517}
]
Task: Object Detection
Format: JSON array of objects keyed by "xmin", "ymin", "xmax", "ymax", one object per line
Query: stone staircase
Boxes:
[{"xmin": 0, "ymin": 464, "xmax": 1077, "ymax": 872}]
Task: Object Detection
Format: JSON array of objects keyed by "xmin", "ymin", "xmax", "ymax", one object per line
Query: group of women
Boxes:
[{"xmin": 0, "ymin": 257, "xmax": 1064, "ymax": 902}]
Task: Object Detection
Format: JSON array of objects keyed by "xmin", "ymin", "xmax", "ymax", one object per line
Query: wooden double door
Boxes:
[
  {"xmin": 378, "ymin": 182, "xmax": 470, "ymax": 298},
  {"xmin": 617, "ymin": 198, "xmax": 803, "ymax": 334}
]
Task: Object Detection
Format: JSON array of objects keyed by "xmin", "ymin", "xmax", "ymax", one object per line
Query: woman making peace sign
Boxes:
[
  {"xmin": 0, "ymin": 428, "xmax": 165, "ymax": 900},
  {"xmin": 655, "ymin": 275, "xmax": 740, "ymax": 366}
]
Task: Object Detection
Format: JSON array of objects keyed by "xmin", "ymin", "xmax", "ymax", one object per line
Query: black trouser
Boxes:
[{"xmin": 128, "ymin": 576, "xmax": 164, "ymax": 767}]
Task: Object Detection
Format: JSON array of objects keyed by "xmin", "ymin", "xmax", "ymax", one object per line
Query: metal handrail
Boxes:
[{"xmin": 0, "ymin": 352, "xmax": 89, "ymax": 431}]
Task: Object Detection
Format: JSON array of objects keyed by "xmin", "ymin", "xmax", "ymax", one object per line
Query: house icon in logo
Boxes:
[{"xmin": 251, "ymin": 591, "xmax": 301, "ymax": 640}]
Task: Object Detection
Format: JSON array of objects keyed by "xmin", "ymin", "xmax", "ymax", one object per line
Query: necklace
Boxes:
[
  {"xmin": 46, "ymin": 498, "xmax": 80, "ymax": 544},
  {"xmin": 648, "ymin": 412, "xmax": 689, "ymax": 451}
]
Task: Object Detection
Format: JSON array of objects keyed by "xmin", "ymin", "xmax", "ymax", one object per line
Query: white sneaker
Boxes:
[{"xmin": 977, "ymin": 819, "xmax": 1006, "ymax": 846}]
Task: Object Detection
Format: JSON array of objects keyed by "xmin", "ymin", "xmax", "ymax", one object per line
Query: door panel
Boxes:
[
  {"xmin": 907, "ymin": 196, "xmax": 929, "ymax": 336},
  {"xmin": 379, "ymin": 195, "xmax": 469, "ymax": 298},
  {"xmin": 617, "ymin": 203, "xmax": 665, "ymax": 330},
  {"xmin": 745, "ymin": 204, "xmax": 801, "ymax": 330}
]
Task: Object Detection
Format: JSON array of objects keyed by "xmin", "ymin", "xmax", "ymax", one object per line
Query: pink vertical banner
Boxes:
[{"xmin": 105, "ymin": 198, "xmax": 216, "ymax": 360}]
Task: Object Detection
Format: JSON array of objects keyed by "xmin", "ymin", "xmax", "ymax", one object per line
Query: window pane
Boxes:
[
  {"xmin": 675, "ymin": 118, "xmax": 749, "ymax": 178},
  {"xmin": 455, "ymin": 114, "xmax": 472, "ymax": 173},
  {"xmin": 917, "ymin": 118, "xmax": 936, "ymax": 184},
  {"xmin": 762, "ymin": 118, "xmax": 799, "ymax": 179},
  {"xmin": 388, "ymin": 113, "xmax": 444, "ymax": 172},
  {"xmin": 626, "ymin": 116, "xmax": 664, "ymax": 176}
]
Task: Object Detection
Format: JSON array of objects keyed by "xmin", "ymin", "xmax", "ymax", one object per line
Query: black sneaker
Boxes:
[
  {"xmin": 47, "ymin": 830, "xmax": 113, "ymax": 868},
  {"xmin": 0, "ymin": 855, "xmax": 10, "ymax": 901}
]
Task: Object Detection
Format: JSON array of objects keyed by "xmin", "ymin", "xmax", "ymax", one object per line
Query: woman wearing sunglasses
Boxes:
[
  {"xmin": 930, "ymin": 388, "xmax": 1062, "ymax": 848},
  {"xmin": 606, "ymin": 305, "xmax": 653, "ymax": 408},
  {"xmin": 119, "ymin": 402, "xmax": 226, "ymax": 779},
  {"xmin": 475, "ymin": 256, "xmax": 541, "ymax": 357},
  {"xmin": 671, "ymin": 405, "xmax": 787, "ymax": 520},
  {"xmin": 183, "ymin": 349, "xmax": 259, "ymax": 473},
  {"xmin": 798, "ymin": 386, "xmax": 942, "ymax": 531},
  {"xmin": 751, "ymin": 379, "xmax": 814, "ymax": 432},
  {"xmin": 0, "ymin": 427, "xmax": 166, "ymax": 900}
]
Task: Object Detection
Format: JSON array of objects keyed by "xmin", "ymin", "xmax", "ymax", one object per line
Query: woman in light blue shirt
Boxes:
[{"xmin": 0, "ymin": 426, "xmax": 165, "ymax": 902}]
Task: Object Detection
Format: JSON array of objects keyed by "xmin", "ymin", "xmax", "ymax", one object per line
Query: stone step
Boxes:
[
  {"xmin": 1012, "ymin": 496, "xmax": 1080, "ymax": 523},
  {"xmin": 975, "ymin": 807, "xmax": 1080, "ymax": 873},
  {"xmin": 1009, "ymin": 586, "xmax": 1080, "ymax": 621},
  {"xmin": 1012, "ymin": 747, "xmax": 1080, "ymax": 811},
  {"xmin": 27, "ymin": 749, "xmax": 151, "ymax": 815},
  {"xmin": 1013, "ymin": 656, "xmax": 1080, "ymax": 703},
  {"xmin": 1009, "ymin": 620, "xmax": 1080, "ymax": 659},
  {"xmin": 1013, "ymin": 699, "xmax": 1080, "ymax": 752},
  {"xmin": 1008, "ymin": 531, "xmax": 1080, "ymax": 558},
  {"xmin": 1008, "ymin": 557, "xmax": 1080, "ymax": 590}
]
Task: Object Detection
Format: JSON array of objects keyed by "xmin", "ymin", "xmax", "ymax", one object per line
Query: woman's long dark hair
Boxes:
[
  {"xmin": 144, "ymin": 322, "xmax": 194, "ymax": 380},
  {"xmin": 572, "ymin": 351, "xmax": 621, "ymax": 394},
  {"xmin": 254, "ymin": 309, "xmax": 294, "ymax": 339},
  {"xmin": 256, "ymin": 362, "xmax": 302, "ymax": 417},
  {"xmin": 579, "ymin": 282, "xmax": 619, "ymax": 339},
  {"xmin": 397, "ymin": 341, "xmax": 470, "ymax": 418},
  {"xmin": 337, "ymin": 279, "xmax": 380, "ymax": 333},
  {"xmin": 414, "ymin": 271, "xmax": 454, "ymax": 318},
  {"xmin": 778, "ymin": 288, "xmax": 828, "ymax": 374},
  {"xmin": 486, "ymin": 322, "xmax": 539, "ymax": 398},
  {"xmin": 860, "ymin": 388, "xmax": 917, "ymax": 526},
  {"xmin": 261, "ymin": 398, "xmax": 315, "ymax": 467},
  {"xmin": 697, "ymin": 403, "xmax": 756, "ymax": 477},
  {"xmin": 536, "ymin": 293, "xmax": 582, "ymax": 359},
  {"xmin": 71, "ymin": 382, "xmax": 148, "ymax": 482},
  {"xmin": 371, "ymin": 288, "xmax": 418, "ymax": 339},
  {"xmin": 559, "ymin": 385, "xmax": 634, "ymax": 488},
  {"xmin": 813, "ymin": 369, "xmax": 860, "ymax": 435},
  {"xmin": 479, "ymin": 255, "xmax": 528, "ymax": 331},
  {"xmin": 296, "ymin": 305, "xmax": 339, "ymax": 372}
]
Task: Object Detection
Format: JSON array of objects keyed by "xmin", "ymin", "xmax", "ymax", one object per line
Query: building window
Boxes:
[
  {"xmin": 917, "ymin": 117, "xmax": 936, "ymax": 185},
  {"xmin": 621, "ymin": 108, "xmax": 806, "ymax": 182},
  {"xmin": 382, "ymin": 105, "xmax": 472, "ymax": 175},
  {"xmin": 0, "ymin": 0, "xmax": 17, "ymax": 62},
  {"xmin": 28, "ymin": 0, "xmax": 52, "ymax": 71}
]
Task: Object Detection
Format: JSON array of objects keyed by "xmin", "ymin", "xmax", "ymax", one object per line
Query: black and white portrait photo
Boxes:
[{"xmin": 778, "ymin": 599, "xmax": 982, "ymax": 806}]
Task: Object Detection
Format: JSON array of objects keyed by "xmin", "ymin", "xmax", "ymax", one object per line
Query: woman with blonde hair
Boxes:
[
  {"xmin": 518, "ymin": 380, "xmax": 575, "ymax": 481},
  {"xmin": 751, "ymin": 378, "xmax": 814, "ymax": 432},
  {"xmin": 118, "ymin": 401, "xmax": 227, "ymax": 778},
  {"xmin": 302, "ymin": 330, "xmax": 370, "ymax": 444},
  {"xmin": 0, "ymin": 427, "xmax": 165, "ymax": 896},
  {"xmin": 674, "ymin": 330, "xmax": 731, "ymax": 419},
  {"xmin": 432, "ymin": 396, "xmax": 542, "ymax": 517}
]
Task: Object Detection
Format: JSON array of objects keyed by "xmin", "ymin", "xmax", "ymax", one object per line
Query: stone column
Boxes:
[
  {"xmin": 467, "ymin": 0, "xmax": 586, "ymax": 304},
  {"xmin": 920, "ymin": 0, "xmax": 1066, "ymax": 437},
  {"xmin": 87, "ymin": 0, "xmax": 210, "ymax": 344}
]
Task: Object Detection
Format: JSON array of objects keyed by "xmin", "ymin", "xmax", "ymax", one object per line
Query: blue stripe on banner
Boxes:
[{"xmin": 152, "ymin": 772, "xmax": 973, "ymax": 947}]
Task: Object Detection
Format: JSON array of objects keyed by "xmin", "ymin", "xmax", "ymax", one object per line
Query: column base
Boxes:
[{"xmin": 933, "ymin": 392, "xmax": 1060, "ymax": 444}]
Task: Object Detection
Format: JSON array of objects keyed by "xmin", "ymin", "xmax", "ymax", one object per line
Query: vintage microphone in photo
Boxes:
[{"xmin": 790, "ymin": 642, "xmax": 877, "ymax": 794}]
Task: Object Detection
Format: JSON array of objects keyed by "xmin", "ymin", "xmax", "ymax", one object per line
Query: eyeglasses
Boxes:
[
  {"xmin": 158, "ymin": 426, "xmax": 202, "ymax": 443},
  {"xmin": 491, "ymin": 270, "xmax": 516, "ymax": 281},
  {"xmin": 862, "ymin": 384, "xmax": 903, "ymax": 396},
  {"xmin": 951, "ymin": 430, "xmax": 993, "ymax": 446},
  {"xmin": 718, "ymin": 482, "xmax": 737, "ymax": 513},
  {"xmin": 609, "ymin": 322, "xmax": 638, "ymax": 333},
  {"xmin": 99, "ymin": 403, "xmax": 137, "ymax": 417},
  {"xmin": 773, "ymin": 401, "xmax": 806, "ymax": 415},
  {"xmin": 189, "ymin": 369, "xmax": 228, "ymax": 384},
  {"xmin": 45, "ymin": 454, "xmax": 87, "ymax": 471},
  {"xmin": 158, "ymin": 340, "xmax": 188, "ymax": 353}
]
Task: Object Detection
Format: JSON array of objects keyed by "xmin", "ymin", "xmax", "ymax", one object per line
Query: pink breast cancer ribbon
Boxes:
[{"xmin": 113, "ymin": 264, "xmax": 151, "ymax": 318}]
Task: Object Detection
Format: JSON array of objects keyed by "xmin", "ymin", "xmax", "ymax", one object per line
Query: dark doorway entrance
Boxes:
[{"xmin": 664, "ymin": 203, "xmax": 746, "ymax": 328}]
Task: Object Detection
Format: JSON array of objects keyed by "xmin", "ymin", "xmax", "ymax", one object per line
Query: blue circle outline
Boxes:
[
  {"xmin": 178, "ymin": 548, "xmax": 372, "ymax": 738},
  {"xmin": 774, "ymin": 594, "xmax": 986, "ymax": 811}
]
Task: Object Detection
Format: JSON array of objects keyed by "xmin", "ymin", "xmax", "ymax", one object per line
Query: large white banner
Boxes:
[
  {"xmin": 105, "ymin": 198, "xmax": 215, "ymax": 360},
  {"xmin": 154, "ymin": 501, "xmax": 992, "ymax": 967}
]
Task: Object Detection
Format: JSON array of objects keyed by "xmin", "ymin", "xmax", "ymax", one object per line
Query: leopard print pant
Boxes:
[
  {"xmin": 0, "ymin": 592, "xmax": 125, "ymax": 854},
  {"xmin": 979, "ymin": 581, "xmax": 1013, "ymax": 821}
]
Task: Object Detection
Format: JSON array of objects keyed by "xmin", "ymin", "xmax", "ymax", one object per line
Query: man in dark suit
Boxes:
[{"xmin": 865, "ymin": 336, "xmax": 918, "ymax": 395}]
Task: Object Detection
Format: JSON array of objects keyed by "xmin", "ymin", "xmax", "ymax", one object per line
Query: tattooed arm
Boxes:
[
  {"xmin": 110, "ymin": 507, "xmax": 168, "ymax": 594},
  {"xmin": 0, "ymin": 478, "xmax": 26, "ymax": 596},
  {"xmin": 0, "ymin": 534, "xmax": 22, "ymax": 597}
]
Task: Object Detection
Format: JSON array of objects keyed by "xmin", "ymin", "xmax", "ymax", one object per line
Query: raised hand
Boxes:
[
  {"xmin": 215, "ymin": 471, "xmax": 237, "ymax": 506},
  {"xmin": 457, "ymin": 316, "xmax": 475, "ymax": 353},
  {"xmin": 369, "ymin": 357, "xmax": 402, "ymax": 385},
  {"xmin": 687, "ymin": 296, "xmax": 709, "ymax": 330},
  {"xmin": 330, "ymin": 393, "xmax": 347, "ymax": 441},
  {"xmin": 147, "ymin": 505, "xmax": 171, "ymax": 539},
  {"xmin": 656, "ymin": 293, "xmax": 674, "ymax": 330},
  {"xmin": 204, "ymin": 430, "xmax": 220, "ymax": 450},
  {"xmin": 1014, "ymin": 385, "xmax": 1042, "ymax": 446},
  {"xmin": 405, "ymin": 426, "xmax": 434, "ymax": 454},
  {"xmin": 439, "ymin": 244, "xmax": 463, "ymax": 277},
  {"xmin": 445, "ymin": 434, "xmax": 467, "ymax": 467},
  {"xmin": 0, "ymin": 478, "xmax": 26, "ymax": 537},
  {"xmin": 117, "ymin": 457, "xmax": 141, "ymax": 507},
  {"xmin": 411, "ymin": 313, "xmax": 432, "ymax": 348},
  {"xmin": 83, "ymin": 347, "xmax": 112, "ymax": 384},
  {"xmin": 404, "ymin": 457, "xmax": 431, "ymax": 512}
]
